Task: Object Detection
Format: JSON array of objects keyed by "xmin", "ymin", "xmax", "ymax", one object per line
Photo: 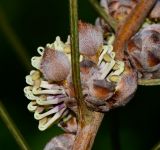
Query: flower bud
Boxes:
[
  {"xmin": 41, "ymin": 48, "xmax": 70, "ymax": 82},
  {"xmin": 126, "ymin": 24, "xmax": 160, "ymax": 79},
  {"xmin": 89, "ymin": 79, "xmax": 115, "ymax": 100},
  {"xmin": 100, "ymin": 0, "xmax": 138, "ymax": 24},
  {"xmin": 44, "ymin": 134, "xmax": 75, "ymax": 150},
  {"xmin": 79, "ymin": 21, "xmax": 103, "ymax": 56},
  {"xmin": 84, "ymin": 60, "xmax": 137, "ymax": 112},
  {"xmin": 149, "ymin": 0, "xmax": 160, "ymax": 21}
]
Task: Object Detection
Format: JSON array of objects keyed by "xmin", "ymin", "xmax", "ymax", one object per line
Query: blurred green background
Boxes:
[{"xmin": 0, "ymin": 0, "xmax": 160, "ymax": 150}]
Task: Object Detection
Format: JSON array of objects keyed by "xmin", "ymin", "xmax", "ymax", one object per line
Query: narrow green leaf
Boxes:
[{"xmin": 0, "ymin": 101, "xmax": 31, "ymax": 150}]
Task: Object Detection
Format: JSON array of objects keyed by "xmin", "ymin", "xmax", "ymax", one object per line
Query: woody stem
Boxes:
[{"xmin": 113, "ymin": 0, "xmax": 157, "ymax": 60}]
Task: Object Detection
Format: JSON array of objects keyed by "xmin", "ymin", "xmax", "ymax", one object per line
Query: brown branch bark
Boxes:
[
  {"xmin": 113, "ymin": 0, "xmax": 157, "ymax": 60},
  {"xmin": 72, "ymin": 112, "xmax": 104, "ymax": 150}
]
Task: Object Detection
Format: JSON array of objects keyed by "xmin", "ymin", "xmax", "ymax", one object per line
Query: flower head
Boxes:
[
  {"xmin": 24, "ymin": 21, "xmax": 138, "ymax": 131},
  {"xmin": 24, "ymin": 37, "xmax": 77, "ymax": 131}
]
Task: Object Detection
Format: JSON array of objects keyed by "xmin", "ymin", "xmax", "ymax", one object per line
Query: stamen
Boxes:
[
  {"xmin": 36, "ymin": 97, "xmax": 65, "ymax": 105},
  {"xmin": 107, "ymin": 61, "xmax": 125, "ymax": 82},
  {"xmin": 38, "ymin": 108, "xmax": 66, "ymax": 131},
  {"xmin": 53, "ymin": 36, "xmax": 65, "ymax": 51},
  {"xmin": 31, "ymin": 70, "xmax": 41, "ymax": 81},
  {"xmin": 31, "ymin": 56, "xmax": 42, "ymax": 69},
  {"xmin": 26, "ymin": 75, "xmax": 33, "ymax": 85},
  {"xmin": 98, "ymin": 46, "xmax": 108, "ymax": 65},
  {"xmin": 61, "ymin": 113, "xmax": 72, "ymax": 123},
  {"xmin": 107, "ymin": 34, "xmax": 115, "ymax": 45},
  {"xmin": 27, "ymin": 101, "xmax": 37, "ymax": 112},
  {"xmin": 24, "ymin": 86, "xmax": 38, "ymax": 100},
  {"xmin": 32, "ymin": 88, "xmax": 65, "ymax": 95},
  {"xmin": 99, "ymin": 59, "xmax": 116, "ymax": 80},
  {"xmin": 37, "ymin": 47, "xmax": 44, "ymax": 55},
  {"xmin": 34, "ymin": 104, "xmax": 65, "ymax": 120},
  {"xmin": 40, "ymin": 81, "xmax": 64, "ymax": 90}
]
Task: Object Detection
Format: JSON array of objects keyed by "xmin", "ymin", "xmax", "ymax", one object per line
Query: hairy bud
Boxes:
[
  {"xmin": 44, "ymin": 134, "xmax": 75, "ymax": 150},
  {"xmin": 149, "ymin": 0, "xmax": 160, "ymax": 21},
  {"xmin": 79, "ymin": 21, "xmax": 103, "ymax": 56},
  {"xmin": 41, "ymin": 48, "xmax": 70, "ymax": 82},
  {"xmin": 126, "ymin": 24, "xmax": 160, "ymax": 79},
  {"xmin": 100, "ymin": 0, "xmax": 138, "ymax": 24}
]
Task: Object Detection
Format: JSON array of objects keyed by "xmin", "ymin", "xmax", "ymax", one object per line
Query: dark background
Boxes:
[{"xmin": 0, "ymin": 0, "xmax": 160, "ymax": 150}]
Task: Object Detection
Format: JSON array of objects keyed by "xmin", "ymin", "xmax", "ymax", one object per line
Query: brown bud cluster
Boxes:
[
  {"xmin": 83, "ymin": 60, "xmax": 137, "ymax": 112},
  {"xmin": 66, "ymin": 22, "xmax": 137, "ymax": 112},
  {"xmin": 98, "ymin": 0, "xmax": 160, "ymax": 28},
  {"xmin": 126, "ymin": 24, "xmax": 160, "ymax": 79},
  {"xmin": 24, "ymin": 21, "xmax": 138, "ymax": 133},
  {"xmin": 101, "ymin": 0, "xmax": 138, "ymax": 24}
]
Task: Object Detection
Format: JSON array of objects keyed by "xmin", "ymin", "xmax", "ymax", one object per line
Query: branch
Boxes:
[
  {"xmin": 69, "ymin": 1, "xmax": 104, "ymax": 150},
  {"xmin": 113, "ymin": 0, "xmax": 157, "ymax": 60},
  {"xmin": 89, "ymin": 0, "xmax": 117, "ymax": 32},
  {"xmin": 72, "ymin": 112, "xmax": 104, "ymax": 150},
  {"xmin": 0, "ymin": 101, "xmax": 30, "ymax": 150}
]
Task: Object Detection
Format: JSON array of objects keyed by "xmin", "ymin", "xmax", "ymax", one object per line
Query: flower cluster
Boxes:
[
  {"xmin": 96, "ymin": 0, "xmax": 160, "ymax": 33},
  {"xmin": 24, "ymin": 21, "xmax": 138, "ymax": 130},
  {"xmin": 24, "ymin": 37, "xmax": 77, "ymax": 132}
]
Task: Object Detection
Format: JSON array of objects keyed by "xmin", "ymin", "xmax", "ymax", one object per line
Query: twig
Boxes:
[
  {"xmin": 73, "ymin": 112, "xmax": 104, "ymax": 150},
  {"xmin": 0, "ymin": 101, "xmax": 30, "ymax": 150},
  {"xmin": 138, "ymin": 79, "xmax": 160, "ymax": 86},
  {"xmin": 0, "ymin": 7, "xmax": 31, "ymax": 71},
  {"xmin": 89, "ymin": 0, "xmax": 117, "ymax": 32},
  {"xmin": 69, "ymin": 1, "xmax": 104, "ymax": 150},
  {"xmin": 113, "ymin": 0, "xmax": 157, "ymax": 60}
]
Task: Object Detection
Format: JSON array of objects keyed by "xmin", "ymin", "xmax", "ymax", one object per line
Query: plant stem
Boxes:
[
  {"xmin": 138, "ymin": 79, "xmax": 160, "ymax": 86},
  {"xmin": 113, "ymin": 0, "xmax": 157, "ymax": 60},
  {"xmin": 0, "ymin": 7, "xmax": 31, "ymax": 71},
  {"xmin": 69, "ymin": 1, "xmax": 104, "ymax": 150},
  {"xmin": 0, "ymin": 101, "xmax": 30, "ymax": 150},
  {"xmin": 72, "ymin": 112, "xmax": 104, "ymax": 150},
  {"xmin": 69, "ymin": 0, "xmax": 84, "ymax": 122},
  {"xmin": 89, "ymin": 0, "xmax": 117, "ymax": 32}
]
